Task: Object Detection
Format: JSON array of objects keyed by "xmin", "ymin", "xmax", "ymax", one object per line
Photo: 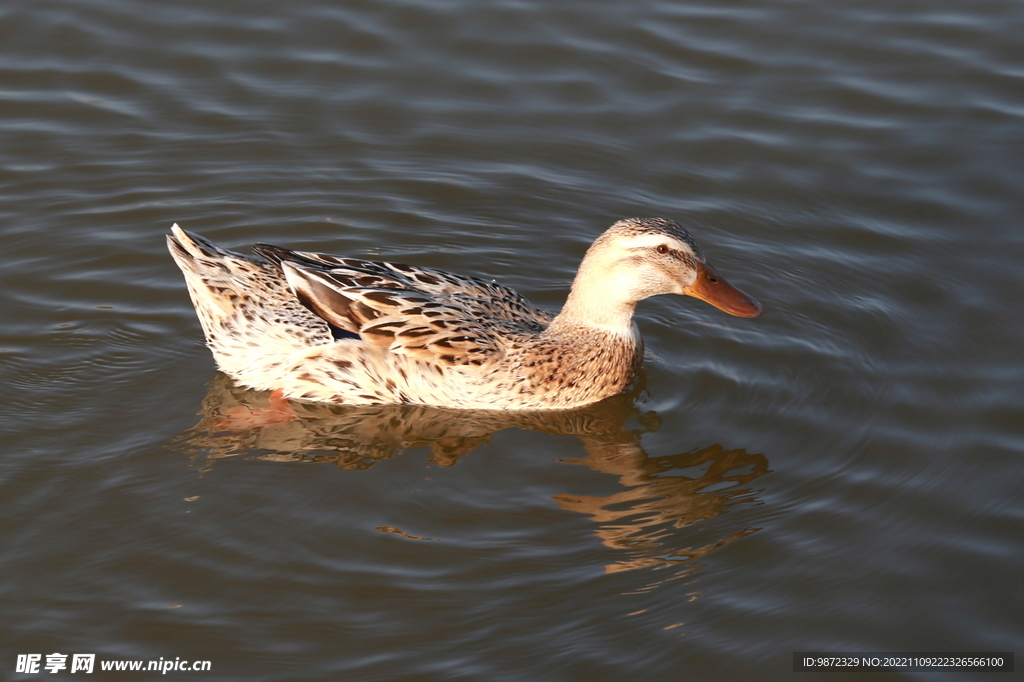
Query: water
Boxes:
[{"xmin": 2, "ymin": 0, "xmax": 1022, "ymax": 679}]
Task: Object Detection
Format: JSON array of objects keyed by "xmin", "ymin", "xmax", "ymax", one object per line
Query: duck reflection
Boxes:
[
  {"xmin": 554, "ymin": 444, "xmax": 768, "ymax": 582},
  {"xmin": 179, "ymin": 373, "xmax": 770, "ymax": 579}
]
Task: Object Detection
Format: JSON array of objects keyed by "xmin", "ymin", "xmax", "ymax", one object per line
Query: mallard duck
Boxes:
[{"xmin": 168, "ymin": 218, "xmax": 761, "ymax": 410}]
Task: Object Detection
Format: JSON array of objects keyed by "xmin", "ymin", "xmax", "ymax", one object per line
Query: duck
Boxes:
[{"xmin": 167, "ymin": 218, "xmax": 761, "ymax": 410}]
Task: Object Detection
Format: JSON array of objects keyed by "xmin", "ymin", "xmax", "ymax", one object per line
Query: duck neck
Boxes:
[{"xmin": 547, "ymin": 261, "xmax": 639, "ymax": 337}]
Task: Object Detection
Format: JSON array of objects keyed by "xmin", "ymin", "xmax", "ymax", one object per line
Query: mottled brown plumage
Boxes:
[{"xmin": 167, "ymin": 218, "xmax": 761, "ymax": 410}]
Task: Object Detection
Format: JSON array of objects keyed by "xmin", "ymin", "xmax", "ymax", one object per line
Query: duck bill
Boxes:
[{"xmin": 684, "ymin": 262, "xmax": 763, "ymax": 318}]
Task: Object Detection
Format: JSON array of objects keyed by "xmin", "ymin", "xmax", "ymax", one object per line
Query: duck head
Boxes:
[{"xmin": 556, "ymin": 218, "xmax": 762, "ymax": 331}]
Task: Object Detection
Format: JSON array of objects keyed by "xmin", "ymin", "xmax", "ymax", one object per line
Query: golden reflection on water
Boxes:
[
  {"xmin": 555, "ymin": 444, "xmax": 768, "ymax": 588},
  {"xmin": 178, "ymin": 373, "xmax": 770, "ymax": 583}
]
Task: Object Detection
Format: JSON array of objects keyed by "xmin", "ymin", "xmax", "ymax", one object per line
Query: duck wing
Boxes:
[
  {"xmin": 269, "ymin": 250, "xmax": 549, "ymax": 368},
  {"xmin": 253, "ymin": 244, "xmax": 553, "ymax": 327}
]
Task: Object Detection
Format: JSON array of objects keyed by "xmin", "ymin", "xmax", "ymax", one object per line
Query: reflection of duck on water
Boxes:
[
  {"xmin": 555, "ymin": 444, "xmax": 769, "ymax": 579},
  {"xmin": 179, "ymin": 374, "xmax": 770, "ymax": 580}
]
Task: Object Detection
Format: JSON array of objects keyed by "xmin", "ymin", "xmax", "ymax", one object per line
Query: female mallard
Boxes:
[{"xmin": 168, "ymin": 218, "xmax": 761, "ymax": 410}]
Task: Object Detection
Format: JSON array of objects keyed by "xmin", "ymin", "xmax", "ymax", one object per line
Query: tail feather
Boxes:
[
  {"xmin": 167, "ymin": 224, "xmax": 334, "ymax": 376},
  {"xmin": 169, "ymin": 223, "xmax": 256, "ymax": 261}
]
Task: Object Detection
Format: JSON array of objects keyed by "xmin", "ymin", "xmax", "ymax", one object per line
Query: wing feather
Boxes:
[
  {"xmin": 280, "ymin": 259, "xmax": 545, "ymax": 366},
  {"xmin": 257, "ymin": 243, "xmax": 553, "ymax": 329}
]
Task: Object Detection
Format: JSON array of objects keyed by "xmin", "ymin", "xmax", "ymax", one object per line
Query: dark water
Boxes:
[{"xmin": 2, "ymin": 0, "xmax": 1022, "ymax": 679}]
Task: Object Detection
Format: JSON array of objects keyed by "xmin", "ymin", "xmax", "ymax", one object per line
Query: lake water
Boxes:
[{"xmin": 2, "ymin": 0, "xmax": 1022, "ymax": 679}]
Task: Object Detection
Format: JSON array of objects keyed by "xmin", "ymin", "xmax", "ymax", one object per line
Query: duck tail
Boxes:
[
  {"xmin": 166, "ymin": 224, "xmax": 332, "ymax": 376},
  {"xmin": 167, "ymin": 223, "xmax": 247, "ymax": 261}
]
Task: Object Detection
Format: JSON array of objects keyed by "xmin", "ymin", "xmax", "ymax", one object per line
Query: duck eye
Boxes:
[{"xmin": 656, "ymin": 244, "xmax": 669, "ymax": 254}]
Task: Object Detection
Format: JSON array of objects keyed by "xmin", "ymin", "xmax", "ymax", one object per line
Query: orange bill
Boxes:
[{"xmin": 684, "ymin": 262, "xmax": 762, "ymax": 318}]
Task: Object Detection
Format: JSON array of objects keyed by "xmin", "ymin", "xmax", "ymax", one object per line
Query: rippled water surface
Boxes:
[{"xmin": 2, "ymin": 0, "xmax": 1023, "ymax": 679}]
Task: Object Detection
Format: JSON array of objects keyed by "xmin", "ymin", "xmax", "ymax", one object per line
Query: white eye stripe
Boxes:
[
  {"xmin": 620, "ymin": 235, "xmax": 694, "ymax": 257},
  {"xmin": 621, "ymin": 235, "xmax": 667, "ymax": 248}
]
